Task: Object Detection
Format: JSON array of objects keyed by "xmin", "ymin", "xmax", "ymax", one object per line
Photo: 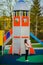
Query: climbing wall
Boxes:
[{"xmin": 4, "ymin": 29, "xmax": 12, "ymax": 45}]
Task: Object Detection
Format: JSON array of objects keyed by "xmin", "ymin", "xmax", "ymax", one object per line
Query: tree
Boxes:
[
  {"xmin": 5, "ymin": 0, "xmax": 13, "ymax": 28},
  {"xmin": 30, "ymin": 0, "xmax": 41, "ymax": 36},
  {"xmin": 0, "ymin": 0, "xmax": 13, "ymax": 30},
  {"xmin": 0, "ymin": 2, "xmax": 7, "ymax": 30}
]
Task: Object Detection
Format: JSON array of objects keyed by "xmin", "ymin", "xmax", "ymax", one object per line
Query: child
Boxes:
[{"xmin": 24, "ymin": 39, "xmax": 31, "ymax": 61}]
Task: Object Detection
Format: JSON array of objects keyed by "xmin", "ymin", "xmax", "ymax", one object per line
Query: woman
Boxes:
[{"xmin": 24, "ymin": 39, "xmax": 31, "ymax": 61}]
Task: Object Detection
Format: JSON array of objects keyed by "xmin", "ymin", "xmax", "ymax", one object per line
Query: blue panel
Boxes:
[{"xmin": 6, "ymin": 32, "xmax": 10, "ymax": 39}]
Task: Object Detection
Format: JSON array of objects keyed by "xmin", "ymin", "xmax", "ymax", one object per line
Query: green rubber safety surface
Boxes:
[{"xmin": 17, "ymin": 55, "xmax": 43, "ymax": 63}]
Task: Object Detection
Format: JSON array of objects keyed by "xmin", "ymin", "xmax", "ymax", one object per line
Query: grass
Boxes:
[
  {"xmin": 32, "ymin": 43, "xmax": 43, "ymax": 48},
  {"xmin": 30, "ymin": 37, "xmax": 43, "ymax": 48}
]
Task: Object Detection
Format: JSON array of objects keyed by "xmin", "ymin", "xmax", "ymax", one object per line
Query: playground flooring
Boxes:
[
  {"xmin": 17, "ymin": 55, "xmax": 43, "ymax": 63},
  {"xmin": 0, "ymin": 54, "xmax": 43, "ymax": 65}
]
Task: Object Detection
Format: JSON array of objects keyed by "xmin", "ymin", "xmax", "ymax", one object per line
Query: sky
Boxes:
[
  {"xmin": 40, "ymin": 0, "xmax": 43, "ymax": 6},
  {"xmin": 0, "ymin": 0, "xmax": 43, "ymax": 6}
]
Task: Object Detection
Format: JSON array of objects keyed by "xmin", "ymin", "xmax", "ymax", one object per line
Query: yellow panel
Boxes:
[{"xmin": 0, "ymin": 30, "xmax": 4, "ymax": 46}]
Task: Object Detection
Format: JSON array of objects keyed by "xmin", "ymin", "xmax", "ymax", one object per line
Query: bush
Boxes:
[
  {"xmin": 30, "ymin": 37, "xmax": 37, "ymax": 43},
  {"xmin": 37, "ymin": 32, "xmax": 43, "ymax": 40}
]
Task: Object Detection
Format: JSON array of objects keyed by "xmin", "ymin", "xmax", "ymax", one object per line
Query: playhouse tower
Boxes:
[{"xmin": 12, "ymin": 0, "xmax": 30, "ymax": 54}]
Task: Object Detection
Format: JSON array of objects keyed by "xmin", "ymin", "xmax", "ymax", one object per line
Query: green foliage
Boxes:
[
  {"xmin": 30, "ymin": 0, "xmax": 42, "ymax": 38},
  {"xmin": 30, "ymin": 37, "xmax": 37, "ymax": 43},
  {"xmin": 31, "ymin": 0, "xmax": 41, "ymax": 16},
  {"xmin": 37, "ymin": 32, "xmax": 43, "ymax": 40},
  {"xmin": 0, "ymin": 16, "xmax": 12, "ymax": 30}
]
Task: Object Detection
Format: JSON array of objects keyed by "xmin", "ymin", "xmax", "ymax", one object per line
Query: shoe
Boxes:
[{"xmin": 25, "ymin": 60, "xmax": 29, "ymax": 62}]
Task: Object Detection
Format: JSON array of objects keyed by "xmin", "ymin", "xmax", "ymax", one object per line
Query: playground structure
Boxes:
[
  {"xmin": 0, "ymin": 0, "xmax": 43, "ymax": 55},
  {"xmin": 0, "ymin": 29, "xmax": 43, "ymax": 55},
  {"xmin": 0, "ymin": 30, "xmax": 43, "ymax": 55},
  {"xmin": 12, "ymin": 1, "xmax": 30, "ymax": 55}
]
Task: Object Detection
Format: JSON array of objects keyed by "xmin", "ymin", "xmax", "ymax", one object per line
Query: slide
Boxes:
[
  {"xmin": 30, "ymin": 32, "xmax": 43, "ymax": 45},
  {"xmin": 4, "ymin": 29, "xmax": 12, "ymax": 45}
]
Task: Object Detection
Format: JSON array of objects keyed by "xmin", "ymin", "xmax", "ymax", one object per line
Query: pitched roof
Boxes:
[{"xmin": 14, "ymin": 2, "xmax": 30, "ymax": 10}]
